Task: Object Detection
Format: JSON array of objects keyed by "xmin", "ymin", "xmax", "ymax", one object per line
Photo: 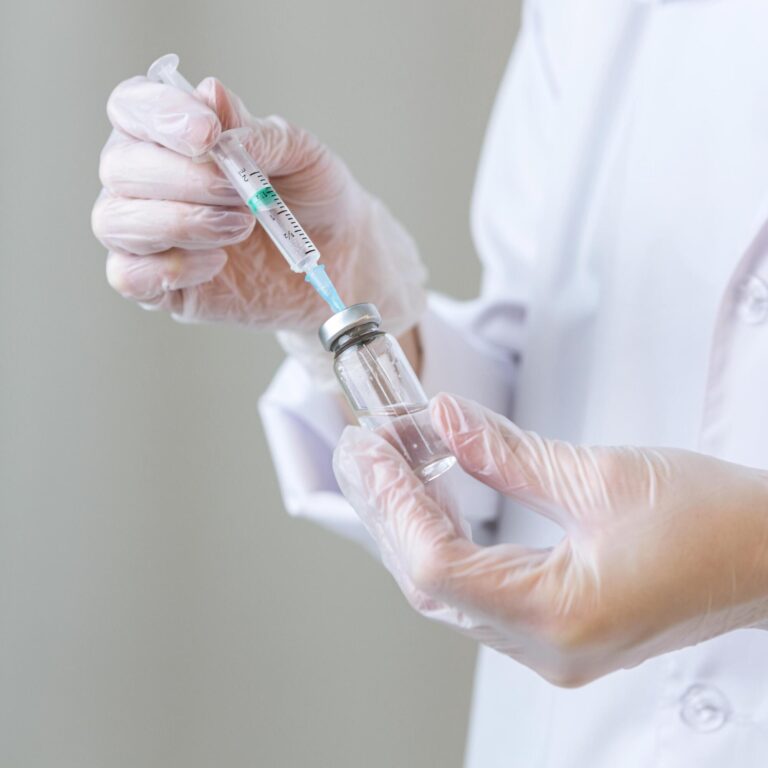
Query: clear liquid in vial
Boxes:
[{"xmin": 355, "ymin": 403, "xmax": 456, "ymax": 483}]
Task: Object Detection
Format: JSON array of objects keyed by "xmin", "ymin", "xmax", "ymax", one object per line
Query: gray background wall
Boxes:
[{"xmin": 0, "ymin": 1, "xmax": 520, "ymax": 766}]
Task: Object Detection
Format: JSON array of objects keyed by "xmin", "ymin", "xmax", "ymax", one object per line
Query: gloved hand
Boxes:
[
  {"xmin": 91, "ymin": 74, "xmax": 426, "ymax": 381},
  {"xmin": 333, "ymin": 392, "xmax": 768, "ymax": 687}
]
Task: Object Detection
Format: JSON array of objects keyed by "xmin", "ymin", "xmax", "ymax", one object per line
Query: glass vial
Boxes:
[{"xmin": 319, "ymin": 303, "xmax": 455, "ymax": 483}]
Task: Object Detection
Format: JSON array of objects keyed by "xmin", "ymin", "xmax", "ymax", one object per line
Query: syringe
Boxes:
[{"xmin": 147, "ymin": 53, "xmax": 345, "ymax": 313}]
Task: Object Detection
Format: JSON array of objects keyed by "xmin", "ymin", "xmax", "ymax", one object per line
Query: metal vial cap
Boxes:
[{"xmin": 318, "ymin": 302, "xmax": 381, "ymax": 352}]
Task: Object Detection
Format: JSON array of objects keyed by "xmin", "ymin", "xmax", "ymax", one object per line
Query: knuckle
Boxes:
[
  {"xmin": 90, "ymin": 197, "xmax": 111, "ymax": 242},
  {"xmin": 106, "ymin": 76, "xmax": 143, "ymax": 126},
  {"xmin": 98, "ymin": 147, "xmax": 121, "ymax": 192},
  {"xmin": 263, "ymin": 113, "xmax": 292, "ymax": 133},
  {"xmin": 105, "ymin": 253, "xmax": 129, "ymax": 294},
  {"xmin": 247, "ymin": 115, "xmax": 315, "ymax": 171},
  {"xmin": 186, "ymin": 113, "xmax": 220, "ymax": 155}
]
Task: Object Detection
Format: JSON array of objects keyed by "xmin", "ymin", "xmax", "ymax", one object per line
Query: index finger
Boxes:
[
  {"xmin": 333, "ymin": 426, "xmax": 553, "ymax": 627},
  {"xmin": 106, "ymin": 75, "xmax": 220, "ymax": 157}
]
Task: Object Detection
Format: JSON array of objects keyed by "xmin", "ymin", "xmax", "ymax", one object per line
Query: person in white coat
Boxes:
[{"xmin": 92, "ymin": 1, "xmax": 768, "ymax": 764}]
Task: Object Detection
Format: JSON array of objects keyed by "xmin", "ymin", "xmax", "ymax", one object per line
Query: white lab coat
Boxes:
[{"xmin": 260, "ymin": 0, "xmax": 768, "ymax": 764}]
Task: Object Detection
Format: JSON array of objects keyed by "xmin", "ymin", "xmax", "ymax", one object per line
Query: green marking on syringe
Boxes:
[{"xmin": 246, "ymin": 186, "xmax": 279, "ymax": 213}]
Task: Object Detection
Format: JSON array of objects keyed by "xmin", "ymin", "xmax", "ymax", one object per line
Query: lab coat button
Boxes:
[
  {"xmin": 679, "ymin": 684, "xmax": 730, "ymax": 732},
  {"xmin": 735, "ymin": 275, "xmax": 768, "ymax": 324}
]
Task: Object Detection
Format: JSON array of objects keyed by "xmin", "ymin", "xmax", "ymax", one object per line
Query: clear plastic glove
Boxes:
[
  {"xmin": 91, "ymin": 74, "xmax": 426, "ymax": 381},
  {"xmin": 333, "ymin": 392, "xmax": 768, "ymax": 687}
]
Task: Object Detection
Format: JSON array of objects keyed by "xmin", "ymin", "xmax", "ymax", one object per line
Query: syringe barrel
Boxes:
[
  {"xmin": 212, "ymin": 131, "xmax": 319, "ymax": 273},
  {"xmin": 147, "ymin": 54, "xmax": 321, "ymax": 274},
  {"xmin": 208, "ymin": 132, "xmax": 272, "ymax": 209}
]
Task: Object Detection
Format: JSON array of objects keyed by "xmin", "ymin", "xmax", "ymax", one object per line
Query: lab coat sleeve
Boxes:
[{"xmin": 258, "ymin": 293, "xmax": 516, "ymax": 550}]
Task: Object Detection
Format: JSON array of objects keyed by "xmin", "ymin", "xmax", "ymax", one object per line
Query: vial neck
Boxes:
[{"xmin": 331, "ymin": 324, "xmax": 382, "ymax": 356}]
